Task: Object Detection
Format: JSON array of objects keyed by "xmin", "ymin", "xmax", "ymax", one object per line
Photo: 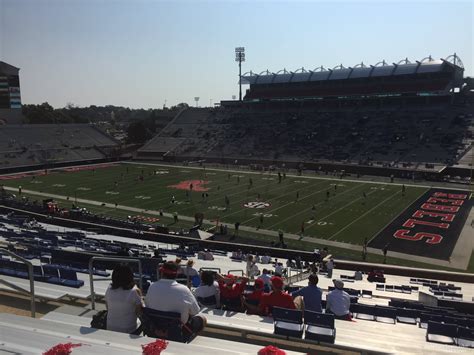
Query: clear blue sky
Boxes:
[{"xmin": 0, "ymin": 0, "xmax": 472, "ymax": 108}]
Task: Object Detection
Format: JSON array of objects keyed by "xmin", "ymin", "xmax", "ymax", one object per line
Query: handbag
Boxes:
[{"xmin": 90, "ymin": 310, "xmax": 108, "ymax": 329}]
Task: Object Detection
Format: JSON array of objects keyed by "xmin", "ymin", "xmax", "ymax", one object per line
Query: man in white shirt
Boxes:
[
  {"xmin": 145, "ymin": 261, "xmax": 207, "ymax": 337},
  {"xmin": 326, "ymin": 279, "xmax": 351, "ymax": 320}
]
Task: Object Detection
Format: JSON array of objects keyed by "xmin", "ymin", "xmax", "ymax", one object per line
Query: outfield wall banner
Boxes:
[{"xmin": 369, "ymin": 188, "xmax": 472, "ymax": 260}]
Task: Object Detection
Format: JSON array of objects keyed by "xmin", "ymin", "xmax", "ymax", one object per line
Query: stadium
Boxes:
[{"xmin": 1, "ymin": 19, "xmax": 474, "ymax": 355}]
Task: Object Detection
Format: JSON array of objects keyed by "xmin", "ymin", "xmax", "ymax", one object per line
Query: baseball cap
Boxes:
[{"xmin": 271, "ymin": 276, "xmax": 284, "ymax": 289}]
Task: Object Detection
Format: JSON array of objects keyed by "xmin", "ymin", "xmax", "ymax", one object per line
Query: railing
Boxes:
[
  {"xmin": 0, "ymin": 248, "xmax": 35, "ymax": 317},
  {"xmin": 89, "ymin": 256, "xmax": 143, "ymax": 310},
  {"xmin": 199, "ymin": 267, "xmax": 221, "ymax": 273},
  {"xmin": 228, "ymin": 269, "xmax": 244, "ymax": 276}
]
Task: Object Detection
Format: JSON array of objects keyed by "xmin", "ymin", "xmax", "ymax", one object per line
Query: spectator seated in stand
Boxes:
[
  {"xmin": 105, "ymin": 264, "xmax": 144, "ymax": 334},
  {"xmin": 145, "ymin": 261, "xmax": 207, "ymax": 338},
  {"xmin": 259, "ymin": 276, "xmax": 296, "ymax": 316},
  {"xmin": 258, "ymin": 269, "xmax": 272, "ymax": 292},
  {"xmin": 367, "ymin": 269, "xmax": 385, "ymax": 283},
  {"xmin": 291, "ymin": 273, "xmax": 322, "ymax": 313},
  {"xmin": 243, "ymin": 278, "xmax": 265, "ymax": 314},
  {"xmin": 274, "ymin": 262, "xmax": 284, "ymax": 277},
  {"xmin": 326, "ymin": 279, "xmax": 352, "ymax": 321},
  {"xmin": 217, "ymin": 273, "xmax": 248, "ymax": 311},
  {"xmin": 204, "ymin": 249, "xmax": 214, "ymax": 261},
  {"xmin": 194, "ymin": 270, "xmax": 220, "ymax": 308},
  {"xmin": 183, "ymin": 259, "xmax": 199, "ymax": 278},
  {"xmin": 261, "ymin": 254, "xmax": 271, "ymax": 264}
]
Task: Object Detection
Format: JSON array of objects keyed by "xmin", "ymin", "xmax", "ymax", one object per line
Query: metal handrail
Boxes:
[
  {"xmin": 89, "ymin": 256, "xmax": 143, "ymax": 310},
  {"xmin": 199, "ymin": 267, "xmax": 221, "ymax": 273},
  {"xmin": 228, "ymin": 269, "xmax": 244, "ymax": 276},
  {"xmin": 0, "ymin": 248, "xmax": 35, "ymax": 317}
]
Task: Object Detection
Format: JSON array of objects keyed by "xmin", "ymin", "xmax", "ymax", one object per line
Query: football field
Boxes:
[{"xmin": 0, "ymin": 162, "xmax": 428, "ymax": 247}]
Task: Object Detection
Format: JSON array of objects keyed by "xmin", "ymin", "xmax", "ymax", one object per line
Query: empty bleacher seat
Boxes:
[
  {"xmin": 396, "ymin": 308, "xmax": 419, "ymax": 325},
  {"xmin": 426, "ymin": 321, "xmax": 457, "ymax": 345},
  {"xmin": 361, "ymin": 290, "xmax": 372, "ymax": 298},
  {"xmin": 304, "ymin": 310, "xmax": 335, "ymax": 344},
  {"xmin": 457, "ymin": 326, "xmax": 474, "ymax": 348},
  {"xmin": 419, "ymin": 313, "xmax": 444, "ymax": 329},
  {"xmin": 272, "ymin": 307, "xmax": 304, "ymax": 338},
  {"xmin": 353, "ymin": 304, "xmax": 376, "ymax": 321},
  {"xmin": 375, "ymin": 306, "xmax": 396, "ymax": 324}
]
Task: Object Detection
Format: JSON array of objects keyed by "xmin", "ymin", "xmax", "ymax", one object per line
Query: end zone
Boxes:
[{"xmin": 369, "ymin": 188, "xmax": 472, "ymax": 260}]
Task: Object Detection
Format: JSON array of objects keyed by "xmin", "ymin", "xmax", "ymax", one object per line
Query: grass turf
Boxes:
[{"xmin": 2, "ymin": 162, "xmax": 426, "ymax": 245}]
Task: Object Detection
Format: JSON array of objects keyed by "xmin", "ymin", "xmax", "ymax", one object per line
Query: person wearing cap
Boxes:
[
  {"xmin": 259, "ymin": 276, "xmax": 295, "ymax": 316},
  {"xmin": 291, "ymin": 273, "xmax": 322, "ymax": 313},
  {"xmin": 145, "ymin": 261, "xmax": 206, "ymax": 335},
  {"xmin": 215, "ymin": 273, "xmax": 248, "ymax": 311},
  {"xmin": 326, "ymin": 279, "xmax": 351, "ymax": 320}
]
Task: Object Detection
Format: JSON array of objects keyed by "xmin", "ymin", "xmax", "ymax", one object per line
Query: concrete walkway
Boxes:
[{"xmin": 4, "ymin": 186, "xmax": 471, "ymax": 270}]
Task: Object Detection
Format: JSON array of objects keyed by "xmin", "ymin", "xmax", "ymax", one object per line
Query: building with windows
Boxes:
[{"xmin": 0, "ymin": 61, "xmax": 21, "ymax": 109}]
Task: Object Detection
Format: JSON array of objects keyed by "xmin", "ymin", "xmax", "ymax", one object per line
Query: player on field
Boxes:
[
  {"xmin": 296, "ymin": 191, "xmax": 299, "ymax": 201},
  {"xmin": 225, "ymin": 195, "xmax": 230, "ymax": 210},
  {"xmin": 402, "ymin": 184, "xmax": 406, "ymax": 196},
  {"xmin": 326, "ymin": 191, "xmax": 330, "ymax": 201}
]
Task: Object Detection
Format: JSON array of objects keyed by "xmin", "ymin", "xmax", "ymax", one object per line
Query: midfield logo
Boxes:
[{"xmin": 243, "ymin": 201, "xmax": 271, "ymax": 209}]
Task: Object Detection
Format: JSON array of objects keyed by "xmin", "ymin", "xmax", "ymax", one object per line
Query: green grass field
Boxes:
[{"xmin": 1, "ymin": 162, "xmax": 428, "ymax": 247}]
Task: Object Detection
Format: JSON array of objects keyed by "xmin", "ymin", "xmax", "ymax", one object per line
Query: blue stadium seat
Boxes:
[
  {"xmin": 457, "ymin": 327, "xmax": 474, "ymax": 348},
  {"xmin": 419, "ymin": 313, "xmax": 444, "ymax": 329},
  {"xmin": 375, "ymin": 306, "xmax": 397, "ymax": 324},
  {"xmin": 353, "ymin": 304, "xmax": 376, "ymax": 321},
  {"xmin": 396, "ymin": 308, "xmax": 419, "ymax": 325},
  {"xmin": 59, "ymin": 269, "xmax": 84, "ymax": 288},
  {"xmin": 140, "ymin": 307, "xmax": 192, "ymax": 343},
  {"xmin": 272, "ymin": 307, "xmax": 304, "ymax": 338},
  {"xmin": 304, "ymin": 310, "xmax": 335, "ymax": 344},
  {"xmin": 426, "ymin": 321, "xmax": 457, "ymax": 345},
  {"xmin": 197, "ymin": 295, "xmax": 218, "ymax": 308}
]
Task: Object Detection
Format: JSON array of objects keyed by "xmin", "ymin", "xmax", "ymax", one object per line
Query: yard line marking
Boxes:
[
  {"xmin": 304, "ymin": 187, "xmax": 381, "ymax": 232},
  {"xmin": 222, "ymin": 180, "xmax": 330, "ymax": 220},
  {"xmin": 327, "ymin": 190, "xmax": 401, "ymax": 240},
  {"xmin": 265, "ymin": 183, "xmax": 365, "ymax": 229}
]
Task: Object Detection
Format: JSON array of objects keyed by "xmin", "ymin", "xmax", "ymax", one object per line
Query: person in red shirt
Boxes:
[
  {"xmin": 216, "ymin": 273, "xmax": 248, "ymax": 311},
  {"xmin": 259, "ymin": 276, "xmax": 295, "ymax": 316},
  {"xmin": 244, "ymin": 278, "xmax": 265, "ymax": 314}
]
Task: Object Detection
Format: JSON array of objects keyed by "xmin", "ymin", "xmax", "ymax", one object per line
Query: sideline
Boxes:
[{"xmin": 3, "ymin": 186, "xmax": 469, "ymax": 270}]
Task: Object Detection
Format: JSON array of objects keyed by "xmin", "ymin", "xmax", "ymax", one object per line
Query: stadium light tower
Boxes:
[{"xmin": 235, "ymin": 47, "xmax": 245, "ymax": 101}]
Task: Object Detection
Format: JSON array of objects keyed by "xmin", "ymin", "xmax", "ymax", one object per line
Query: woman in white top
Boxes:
[
  {"xmin": 105, "ymin": 264, "xmax": 143, "ymax": 334},
  {"xmin": 194, "ymin": 270, "xmax": 220, "ymax": 308}
]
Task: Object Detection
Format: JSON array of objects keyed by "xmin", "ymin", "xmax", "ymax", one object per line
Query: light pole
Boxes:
[{"xmin": 235, "ymin": 47, "xmax": 245, "ymax": 101}]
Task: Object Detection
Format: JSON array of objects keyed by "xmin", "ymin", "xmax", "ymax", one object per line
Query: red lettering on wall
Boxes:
[
  {"xmin": 402, "ymin": 218, "xmax": 449, "ymax": 229},
  {"xmin": 421, "ymin": 203, "xmax": 460, "ymax": 213},
  {"xmin": 393, "ymin": 229, "xmax": 443, "ymax": 244},
  {"xmin": 432, "ymin": 192, "xmax": 467, "ymax": 200},
  {"xmin": 412, "ymin": 210, "xmax": 455, "ymax": 222},
  {"xmin": 426, "ymin": 197, "xmax": 464, "ymax": 206}
]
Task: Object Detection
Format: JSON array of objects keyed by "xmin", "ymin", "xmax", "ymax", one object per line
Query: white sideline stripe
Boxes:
[
  {"xmin": 125, "ymin": 161, "xmax": 471, "ymax": 191},
  {"xmin": 328, "ymin": 190, "xmax": 401, "ymax": 240}
]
